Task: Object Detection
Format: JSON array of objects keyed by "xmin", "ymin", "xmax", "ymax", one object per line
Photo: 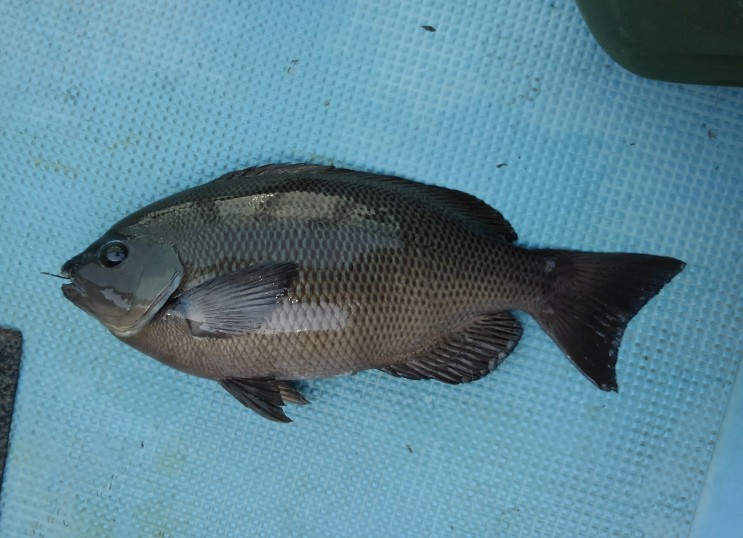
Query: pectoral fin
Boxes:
[
  {"xmin": 170, "ymin": 262, "xmax": 298, "ymax": 337},
  {"xmin": 380, "ymin": 312, "xmax": 522, "ymax": 384},
  {"xmin": 218, "ymin": 377, "xmax": 308, "ymax": 422}
]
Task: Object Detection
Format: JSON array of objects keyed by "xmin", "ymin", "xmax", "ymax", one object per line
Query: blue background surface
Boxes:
[{"xmin": 1, "ymin": 1, "xmax": 742, "ymax": 536}]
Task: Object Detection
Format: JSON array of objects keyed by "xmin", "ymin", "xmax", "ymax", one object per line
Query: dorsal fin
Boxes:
[
  {"xmin": 397, "ymin": 178, "xmax": 517, "ymax": 242},
  {"xmin": 215, "ymin": 164, "xmax": 518, "ymax": 242}
]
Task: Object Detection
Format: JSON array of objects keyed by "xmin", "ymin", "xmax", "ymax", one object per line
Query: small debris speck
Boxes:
[
  {"xmin": 406, "ymin": 444, "xmax": 413, "ymax": 453},
  {"xmin": 496, "ymin": 163, "xmax": 508, "ymax": 169},
  {"xmin": 421, "ymin": 25, "xmax": 436, "ymax": 32}
]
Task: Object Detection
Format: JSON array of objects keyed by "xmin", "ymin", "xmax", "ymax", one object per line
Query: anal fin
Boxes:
[
  {"xmin": 218, "ymin": 377, "xmax": 308, "ymax": 422},
  {"xmin": 380, "ymin": 312, "xmax": 522, "ymax": 384}
]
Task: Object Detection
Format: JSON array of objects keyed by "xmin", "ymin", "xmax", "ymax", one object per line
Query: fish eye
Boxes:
[{"xmin": 99, "ymin": 241, "xmax": 128, "ymax": 268}]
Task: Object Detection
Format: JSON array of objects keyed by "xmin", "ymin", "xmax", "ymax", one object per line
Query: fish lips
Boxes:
[
  {"xmin": 61, "ymin": 281, "xmax": 84, "ymax": 303},
  {"xmin": 60, "ymin": 260, "xmax": 88, "ymax": 308}
]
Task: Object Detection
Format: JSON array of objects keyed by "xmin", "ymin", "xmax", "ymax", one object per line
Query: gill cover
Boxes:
[{"xmin": 62, "ymin": 233, "xmax": 183, "ymax": 336}]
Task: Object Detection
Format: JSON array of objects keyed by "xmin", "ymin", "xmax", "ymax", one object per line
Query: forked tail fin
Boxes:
[{"xmin": 532, "ymin": 250, "xmax": 685, "ymax": 391}]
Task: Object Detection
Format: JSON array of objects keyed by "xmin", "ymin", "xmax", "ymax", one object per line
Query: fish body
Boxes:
[{"xmin": 62, "ymin": 164, "xmax": 684, "ymax": 421}]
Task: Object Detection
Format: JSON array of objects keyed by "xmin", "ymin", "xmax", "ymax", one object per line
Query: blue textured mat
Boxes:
[{"xmin": 1, "ymin": 1, "xmax": 742, "ymax": 536}]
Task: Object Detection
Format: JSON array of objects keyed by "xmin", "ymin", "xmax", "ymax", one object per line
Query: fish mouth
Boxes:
[
  {"xmin": 60, "ymin": 257, "xmax": 86, "ymax": 303},
  {"xmin": 61, "ymin": 281, "xmax": 78, "ymax": 295},
  {"xmin": 61, "ymin": 281, "xmax": 85, "ymax": 303}
]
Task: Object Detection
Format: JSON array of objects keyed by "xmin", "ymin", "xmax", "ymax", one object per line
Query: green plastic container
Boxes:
[{"xmin": 575, "ymin": 0, "xmax": 743, "ymax": 86}]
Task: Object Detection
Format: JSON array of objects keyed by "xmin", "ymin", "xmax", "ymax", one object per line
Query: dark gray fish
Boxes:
[{"xmin": 61, "ymin": 164, "xmax": 685, "ymax": 421}]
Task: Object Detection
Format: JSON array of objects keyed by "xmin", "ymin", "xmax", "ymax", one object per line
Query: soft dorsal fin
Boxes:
[
  {"xmin": 218, "ymin": 377, "xmax": 308, "ymax": 422},
  {"xmin": 215, "ymin": 164, "xmax": 518, "ymax": 242},
  {"xmin": 380, "ymin": 311, "xmax": 523, "ymax": 384},
  {"xmin": 399, "ymin": 178, "xmax": 517, "ymax": 242}
]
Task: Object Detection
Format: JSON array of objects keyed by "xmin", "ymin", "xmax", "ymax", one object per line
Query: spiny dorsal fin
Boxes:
[
  {"xmin": 217, "ymin": 164, "xmax": 518, "ymax": 242},
  {"xmin": 380, "ymin": 311, "xmax": 523, "ymax": 384}
]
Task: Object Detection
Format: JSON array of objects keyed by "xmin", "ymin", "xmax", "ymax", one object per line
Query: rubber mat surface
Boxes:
[{"xmin": 1, "ymin": 1, "xmax": 741, "ymax": 536}]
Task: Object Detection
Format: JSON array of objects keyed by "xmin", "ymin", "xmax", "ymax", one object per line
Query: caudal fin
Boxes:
[{"xmin": 532, "ymin": 250, "xmax": 685, "ymax": 391}]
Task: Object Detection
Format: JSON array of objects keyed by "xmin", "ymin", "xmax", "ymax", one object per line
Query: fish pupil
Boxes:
[{"xmin": 100, "ymin": 241, "xmax": 128, "ymax": 268}]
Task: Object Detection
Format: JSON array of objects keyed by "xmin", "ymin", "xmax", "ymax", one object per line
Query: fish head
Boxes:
[{"xmin": 61, "ymin": 230, "xmax": 183, "ymax": 336}]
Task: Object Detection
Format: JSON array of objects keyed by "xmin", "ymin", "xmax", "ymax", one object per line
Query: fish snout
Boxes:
[{"xmin": 61, "ymin": 256, "xmax": 82, "ymax": 278}]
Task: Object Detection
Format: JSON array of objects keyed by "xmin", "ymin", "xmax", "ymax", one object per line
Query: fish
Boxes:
[{"xmin": 60, "ymin": 164, "xmax": 685, "ymax": 422}]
